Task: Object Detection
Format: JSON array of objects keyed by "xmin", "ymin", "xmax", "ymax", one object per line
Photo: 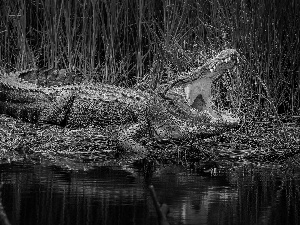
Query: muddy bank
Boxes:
[{"xmin": 0, "ymin": 114, "xmax": 300, "ymax": 172}]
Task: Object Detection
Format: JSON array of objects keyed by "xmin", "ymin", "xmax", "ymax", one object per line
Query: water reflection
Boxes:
[{"xmin": 0, "ymin": 162, "xmax": 299, "ymax": 225}]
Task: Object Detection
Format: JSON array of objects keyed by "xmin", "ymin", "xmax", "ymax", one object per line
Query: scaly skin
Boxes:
[{"xmin": 0, "ymin": 49, "xmax": 240, "ymax": 156}]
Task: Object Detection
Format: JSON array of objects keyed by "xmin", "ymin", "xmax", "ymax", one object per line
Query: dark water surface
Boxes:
[{"xmin": 0, "ymin": 162, "xmax": 299, "ymax": 225}]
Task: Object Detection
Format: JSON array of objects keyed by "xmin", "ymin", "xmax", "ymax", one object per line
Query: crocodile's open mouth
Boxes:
[
  {"xmin": 165, "ymin": 89, "xmax": 240, "ymax": 127},
  {"xmin": 189, "ymin": 93, "xmax": 240, "ymax": 125}
]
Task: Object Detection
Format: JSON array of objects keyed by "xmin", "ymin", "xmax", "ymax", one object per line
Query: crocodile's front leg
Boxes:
[
  {"xmin": 116, "ymin": 122, "xmax": 149, "ymax": 158},
  {"xmin": 39, "ymin": 90, "xmax": 76, "ymax": 126},
  {"xmin": 64, "ymin": 95, "xmax": 152, "ymax": 157}
]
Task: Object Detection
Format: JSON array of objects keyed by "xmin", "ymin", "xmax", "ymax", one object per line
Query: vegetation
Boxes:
[
  {"xmin": 0, "ymin": 0, "xmax": 299, "ymax": 116},
  {"xmin": 0, "ymin": 2, "xmax": 299, "ymax": 223}
]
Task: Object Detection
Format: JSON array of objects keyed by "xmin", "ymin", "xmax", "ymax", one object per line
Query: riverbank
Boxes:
[{"xmin": 1, "ymin": 114, "xmax": 299, "ymax": 171}]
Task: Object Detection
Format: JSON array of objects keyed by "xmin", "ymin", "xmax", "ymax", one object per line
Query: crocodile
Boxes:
[{"xmin": 0, "ymin": 49, "xmax": 240, "ymax": 157}]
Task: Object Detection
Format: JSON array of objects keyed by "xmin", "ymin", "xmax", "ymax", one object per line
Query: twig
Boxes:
[
  {"xmin": 149, "ymin": 185, "xmax": 170, "ymax": 225},
  {"xmin": 0, "ymin": 184, "xmax": 12, "ymax": 225}
]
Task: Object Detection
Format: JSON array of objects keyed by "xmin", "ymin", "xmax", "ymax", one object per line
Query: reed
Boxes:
[
  {"xmin": 209, "ymin": 0, "xmax": 300, "ymax": 115},
  {"xmin": 0, "ymin": 0, "xmax": 299, "ymax": 115}
]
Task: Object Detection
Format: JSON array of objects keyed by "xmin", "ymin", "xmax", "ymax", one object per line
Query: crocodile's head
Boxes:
[{"xmin": 156, "ymin": 49, "xmax": 241, "ymax": 139}]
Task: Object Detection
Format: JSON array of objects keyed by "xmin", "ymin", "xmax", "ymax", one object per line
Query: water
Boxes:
[{"xmin": 0, "ymin": 162, "xmax": 299, "ymax": 225}]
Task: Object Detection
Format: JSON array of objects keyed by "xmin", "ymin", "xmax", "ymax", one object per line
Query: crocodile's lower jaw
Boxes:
[
  {"xmin": 219, "ymin": 112, "xmax": 240, "ymax": 124},
  {"xmin": 190, "ymin": 107, "xmax": 240, "ymax": 126}
]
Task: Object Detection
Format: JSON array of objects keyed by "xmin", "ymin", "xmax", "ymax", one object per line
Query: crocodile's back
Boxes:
[
  {"xmin": 66, "ymin": 95, "xmax": 138, "ymax": 128},
  {"xmin": 0, "ymin": 74, "xmax": 150, "ymax": 127}
]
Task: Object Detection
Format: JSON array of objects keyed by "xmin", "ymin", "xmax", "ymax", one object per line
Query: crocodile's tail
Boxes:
[{"xmin": 0, "ymin": 76, "xmax": 75, "ymax": 126}]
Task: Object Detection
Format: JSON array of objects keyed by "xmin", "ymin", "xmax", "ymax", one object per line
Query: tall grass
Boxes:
[
  {"xmin": 0, "ymin": 0, "xmax": 299, "ymax": 115},
  {"xmin": 210, "ymin": 0, "xmax": 300, "ymax": 115}
]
